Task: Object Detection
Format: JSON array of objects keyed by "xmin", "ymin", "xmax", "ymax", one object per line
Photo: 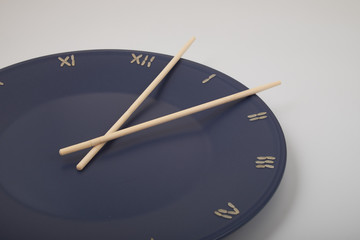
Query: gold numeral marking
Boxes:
[
  {"xmin": 71, "ymin": 55, "xmax": 75, "ymax": 66},
  {"xmin": 58, "ymin": 55, "xmax": 75, "ymax": 67},
  {"xmin": 147, "ymin": 56, "xmax": 155, "ymax": 67},
  {"xmin": 141, "ymin": 55, "xmax": 148, "ymax": 66},
  {"xmin": 248, "ymin": 112, "xmax": 268, "ymax": 121},
  {"xmin": 130, "ymin": 53, "xmax": 155, "ymax": 68},
  {"xmin": 214, "ymin": 202, "xmax": 240, "ymax": 220},
  {"xmin": 0, "ymin": 81, "xmax": 4, "ymax": 86},
  {"xmin": 130, "ymin": 53, "xmax": 142, "ymax": 64},
  {"xmin": 255, "ymin": 156, "xmax": 276, "ymax": 169},
  {"xmin": 202, "ymin": 74, "xmax": 216, "ymax": 84}
]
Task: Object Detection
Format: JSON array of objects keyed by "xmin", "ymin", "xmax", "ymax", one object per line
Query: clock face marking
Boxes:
[
  {"xmin": 248, "ymin": 111, "xmax": 268, "ymax": 121},
  {"xmin": 255, "ymin": 160, "xmax": 274, "ymax": 164},
  {"xmin": 147, "ymin": 56, "xmax": 155, "ymax": 67},
  {"xmin": 214, "ymin": 202, "xmax": 240, "ymax": 220},
  {"xmin": 0, "ymin": 81, "xmax": 4, "ymax": 86},
  {"xmin": 257, "ymin": 156, "xmax": 276, "ymax": 160},
  {"xmin": 130, "ymin": 53, "xmax": 155, "ymax": 67},
  {"xmin": 141, "ymin": 55, "xmax": 149, "ymax": 66},
  {"xmin": 58, "ymin": 55, "xmax": 75, "ymax": 67},
  {"xmin": 130, "ymin": 53, "xmax": 142, "ymax": 64},
  {"xmin": 255, "ymin": 156, "xmax": 276, "ymax": 169},
  {"xmin": 202, "ymin": 73, "xmax": 216, "ymax": 84}
]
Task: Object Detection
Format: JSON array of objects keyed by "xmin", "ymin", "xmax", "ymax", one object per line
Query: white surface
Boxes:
[{"xmin": 1, "ymin": 0, "xmax": 360, "ymax": 239}]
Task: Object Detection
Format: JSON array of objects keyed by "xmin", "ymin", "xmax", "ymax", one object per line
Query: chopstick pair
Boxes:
[
  {"xmin": 59, "ymin": 37, "xmax": 281, "ymax": 171},
  {"xmin": 65, "ymin": 37, "xmax": 196, "ymax": 171}
]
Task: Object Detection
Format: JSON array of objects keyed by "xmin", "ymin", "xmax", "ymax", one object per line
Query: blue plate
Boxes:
[{"xmin": 0, "ymin": 50, "xmax": 286, "ymax": 240}]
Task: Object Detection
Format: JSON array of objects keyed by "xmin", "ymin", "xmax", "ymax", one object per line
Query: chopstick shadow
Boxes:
[
  {"xmin": 97, "ymin": 73, "xmax": 173, "ymax": 151},
  {"xmin": 62, "ymin": 95, "xmax": 248, "ymax": 171},
  {"xmin": 82, "ymin": 98, "xmax": 246, "ymax": 167}
]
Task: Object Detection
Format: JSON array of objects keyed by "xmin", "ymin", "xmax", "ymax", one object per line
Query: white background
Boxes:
[{"xmin": 1, "ymin": 0, "xmax": 360, "ymax": 239}]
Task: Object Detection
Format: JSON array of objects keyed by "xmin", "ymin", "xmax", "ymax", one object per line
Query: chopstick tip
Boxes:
[
  {"xmin": 76, "ymin": 164, "xmax": 84, "ymax": 171},
  {"xmin": 59, "ymin": 149, "xmax": 65, "ymax": 156},
  {"xmin": 272, "ymin": 80, "xmax": 282, "ymax": 87}
]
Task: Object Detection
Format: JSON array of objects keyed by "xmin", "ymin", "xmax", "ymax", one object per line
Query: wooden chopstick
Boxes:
[
  {"xmin": 75, "ymin": 37, "xmax": 196, "ymax": 171},
  {"xmin": 59, "ymin": 81, "xmax": 281, "ymax": 156}
]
